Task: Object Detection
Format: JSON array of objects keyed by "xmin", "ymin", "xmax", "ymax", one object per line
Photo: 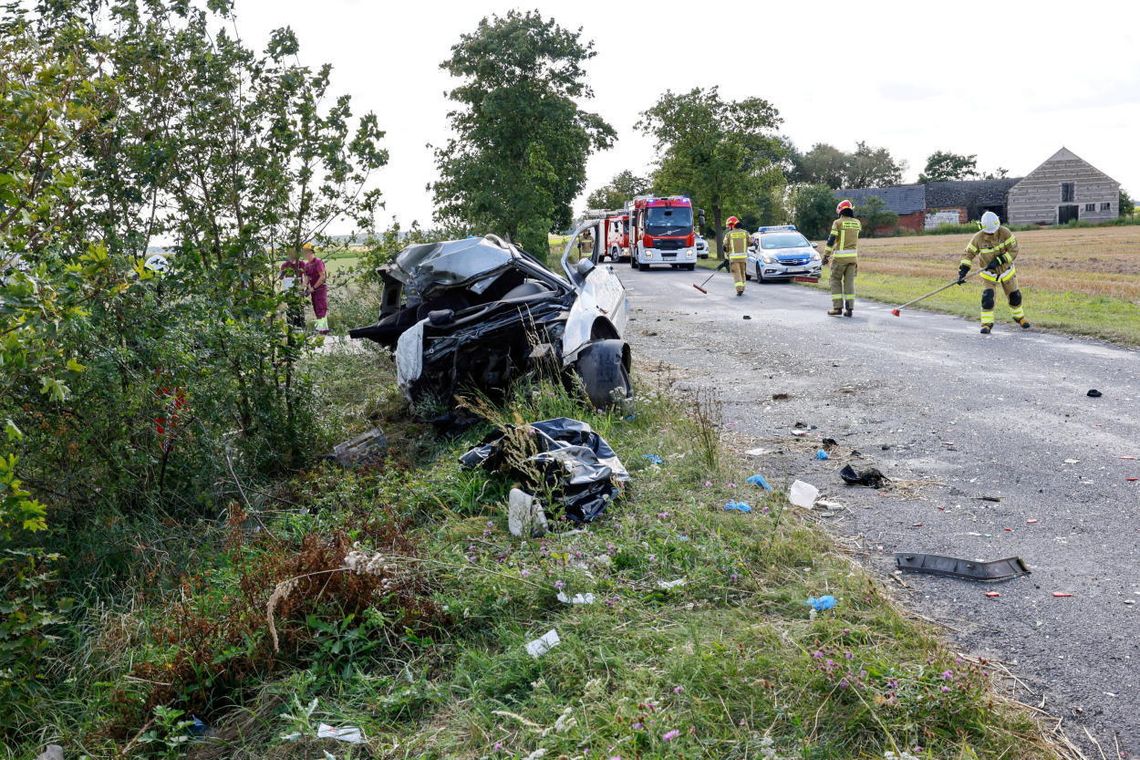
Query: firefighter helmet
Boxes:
[
  {"xmin": 836, "ymin": 199, "xmax": 853, "ymax": 215},
  {"xmin": 980, "ymin": 211, "xmax": 1000, "ymax": 234},
  {"xmin": 726, "ymin": 216, "xmax": 740, "ymax": 228}
]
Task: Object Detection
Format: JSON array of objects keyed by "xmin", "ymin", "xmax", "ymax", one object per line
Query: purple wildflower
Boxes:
[
  {"xmin": 838, "ymin": 678, "xmax": 849, "ymax": 689},
  {"xmin": 941, "ymin": 669, "xmax": 954, "ymax": 680},
  {"xmin": 632, "ymin": 721, "xmax": 643, "ymax": 730},
  {"xmin": 673, "ymin": 685, "xmax": 684, "ymax": 694},
  {"xmin": 554, "ymin": 580, "xmax": 566, "ymax": 590},
  {"xmin": 662, "ymin": 729, "xmax": 680, "ymax": 742}
]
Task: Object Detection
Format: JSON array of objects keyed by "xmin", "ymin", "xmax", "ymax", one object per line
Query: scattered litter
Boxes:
[
  {"xmin": 771, "ymin": 392, "xmax": 790, "ymax": 400},
  {"xmin": 745, "ymin": 473, "xmax": 772, "ymax": 490},
  {"xmin": 807, "ymin": 595, "xmax": 837, "ymax": 611},
  {"xmin": 792, "ymin": 430, "xmax": 808, "ymax": 437},
  {"xmin": 815, "ymin": 498, "xmax": 845, "ymax": 511},
  {"xmin": 1063, "ymin": 458, "xmax": 1080, "ymax": 465},
  {"xmin": 745, "ymin": 447, "xmax": 771, "ymax": 457},
  {"xmin": 815, "ymin": 449, "xmax": 829, "ymax": 460},
  {"xmin": 657, "ymin": 578, "xmax": 687, "ymax": 590},
  {"xmin": 190, "ymin": 716, "xmax": 209, "ymax": 737},
  {"xmin": 522, "ymin": 749, "xmax": 549, "ymax": 760},
  {"xmin": 1127, "ymin": 477, "xmax": 1138, "ymax": 482},
  {"xmin": 508, "ymin": 488, "xmax": 549, "ymax": 538},
  {"xmin": 1026, "ymin": 518, "xmax": 1039, "ymax": 524},
  {"xmin": 912, "ymin": 523, "xmax": 923, "ymax": 528},
  {"xmin": 978, "ymin": 495, "xmax": 1002, "ymax": 503},
  {"xmin": 788, "ymin": 480, "xmax": 819, "ymax": 508},
  {"xmin": 35, "ymin": 747, "xmax": 64, "ymax": 760},
  {"xmin": 1126, "ymin": 600, "xmax": 1135, "ymax": 606},
  {"xmin": 984, "ymin": 591, "xmax": 1001, "ymax": 598},
  {"xmin": 895, "ymin": 553, "xmax": 1030, "ymax": 582},
  {"xmin": 557, "ymin": 591, "xmax": 596, "ymax": 605},
  {"xmin": 724, "ymin": 501, "xmax": 752, "ymax": 513},
  {"xmin": 742, "ymin": 315, "xmax": 752, "ymax": 320},
  {"xmin": 881, "ymin": 444, "xmax": 891, "ymax": 450},
  {"xmin": 821, "ymin": 437, "xmax": 838, "ymax": 449},
  {"xmin": 461, "ymin": 418, "xmax": 628, "ymax": 524},
  {"xmin": 642, "ymin": 454, "xmax": 664, "ymax": 465},
  {"xmin": 317, "ymin": 724, "xmax": 365, "ymax": 744},
  {"xmin": 1122, "ymin": 456, "xmax": 1138, "ymax": 461},
  {"xmin": 839, "ymin": 465, "xmax": 888, "ymax": 488},
  {"xmin": 526, "ymin": 629, "xmax": 561, "ymax": 657},
  {"xmin": 1087, "ymin": 389, "xmax": 1102, "ymax": 397},
  {"xmin": 1052, "ymin": 592, "xmax": 1073, "ymax": 598}
]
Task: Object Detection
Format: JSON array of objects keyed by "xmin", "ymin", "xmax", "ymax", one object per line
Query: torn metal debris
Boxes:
[
  {"xmin": 349, "ymin": 227, "xmax": 631, "ymax": 409},
  {"xmin": 461, "ymin": 417, "xmax": 628, "ymax": 524},
  {"xmin": 894, "ymin": 553, "xmax": 1030, "ymax": 582}
]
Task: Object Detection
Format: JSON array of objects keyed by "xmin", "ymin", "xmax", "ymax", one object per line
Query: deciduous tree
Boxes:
[
  {"xmin": 637, "ymin": 87, "xmax": 785, "ymax": 257},
  {"xmin": 432, "ymin": 11, "xmax": 615, "ymax": 255},
  {"xmin": 585, "ymin": 170, "xmax": 648, "ymax": 210}
]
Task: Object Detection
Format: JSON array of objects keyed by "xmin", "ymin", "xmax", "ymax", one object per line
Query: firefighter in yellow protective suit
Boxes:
[
  {"xmin": 957, "ymin": 211, "xmax": 1030, "ymax": 335},
  {"xmin": 717, "ymin": 216, "xmax": 750, "ymax": 296},
  {"xmin": 823, "ymin": 200, "xmax": 861, "ymax": 316}
]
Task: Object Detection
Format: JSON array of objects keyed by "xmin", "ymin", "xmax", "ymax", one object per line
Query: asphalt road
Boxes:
[{"xmin": 618, "ymin": 263, "xmax": 1140, "ymax": 756}]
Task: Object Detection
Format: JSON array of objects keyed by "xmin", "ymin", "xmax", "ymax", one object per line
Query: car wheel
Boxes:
[
  {"xmin": 574, "ymin": 339, "xmax": 632, "ymax": 409},
  {"xmin": 756, "ymin": 264, "xmax": 766, "ymax": 283},
  {"xmin": 685, "ymin": 263, "xmax": 696, "ymax": 271},
  {"xmin": 638, "ymin": 263, "xmax": 649, "ymax": 271}
]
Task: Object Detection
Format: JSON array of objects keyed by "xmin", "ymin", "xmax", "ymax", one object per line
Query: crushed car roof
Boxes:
[{"xmin": 391, "ymin": 237, "xmax": 517, "ymax": 295}]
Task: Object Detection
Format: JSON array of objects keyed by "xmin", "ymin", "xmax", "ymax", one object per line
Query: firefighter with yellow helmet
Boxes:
[
  {"xmin": 824, "ymin": 200, "xmax": 861, "ymax": 317},
  {"xmin": 717, "ymin": 216, "xmax": 750, "ymax": 296},
  {"xmin": 957, "ymin": 211, "xmax": 1030, "ymax": 334}
]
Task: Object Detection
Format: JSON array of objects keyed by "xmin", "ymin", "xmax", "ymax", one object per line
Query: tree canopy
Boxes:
[
  {"xmin": 637, "ymin": 86, "xmax": 785, "ymax": 255},
  {"xmin": 919, "ymin": 151, "xmax": 979, "ymax": 183},
  {"xmin": 431, "ymin": 10, "xmax": 615, "ymax": 255},
  {"xmin": 791, "ymin": 141, "xmax": 905, "ymax": 189},
  {"xmin": 585, "ymin": 170, "xmax": 648, "ymax": 210}
]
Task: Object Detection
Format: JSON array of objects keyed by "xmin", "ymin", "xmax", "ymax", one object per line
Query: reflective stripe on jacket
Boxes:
[
  {"xmin": 826, "ymin": 217, "xmax": 861, "ymax": 256},
  {"xmin": 961, "ymin": 226, "xmax": 1018, "ymax": 274},
  {"xmin": 724, "ymin": 228, "xmax": 750, "ymax": 260}
]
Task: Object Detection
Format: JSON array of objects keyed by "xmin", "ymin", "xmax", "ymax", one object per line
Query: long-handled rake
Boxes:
[{"xmin": 890, "ymin": 269, "xmax": 980, "ymax": 317}]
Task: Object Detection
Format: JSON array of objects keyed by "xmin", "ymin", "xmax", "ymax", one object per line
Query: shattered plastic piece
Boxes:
[
  {"xmin": 807, "ymin": 595, "xmax": 837, "ymax": 611},
  {"xmin": 657, "ymin": 578, "xmax": 687, "ymax": 590},
  {"xmin": 317, "ymin": 724, "xmax": 365, "ymax": 744},
  {"xmin": 724, "ymin": 501, "xmax": 752, "ymax": 513},
  {"xmin": 745, "ymin": 447, "xmax": 771, "ymax": 457},
  {"xmin": 745, "ymin": 473, "xmax": 772, "ymax": 491},
  {"xmin": 821, "ymin": 437, "xmax": 838, "ymax": 448},
  {"xmin": 984, "ymin": 591, "xmax": 1001, "ymax": 598},
  {"xmin": 792, "ymin": 430, "xmax": 808, "ymax": 437},
  {"xmin": 1063, "ymin": 458, "xmax": 1080, "ymax": 465},
  {"xmin": 978, "ymin": 495, "xmax": 1002, "ymax": 503},
  {"xmin": 508, "ymin": 488, "xmax": 549, "ymax": 538},
  {"xmin": 1087, "ymin": 389, "xmax": 1102, "ymax": 397},
  {"xmin": 788, "ymin": 480, "xmax": 819, "ymax": 508},
  {"xmin": 1026, "ymin": 518, "xmax": 1039, "ymax": 524},
  {"xmin": 557, "ymin": 591, "xmax": 596, "ymax": 605},
  {"xmin": 771, "ymin": 392, "xmax": 790, "ymax": 400},
  {"xmin": 743, "ymin": 315, "xmax": 752, "ymax": 320},
  {"xmin": 461, "ymin": 418, "xmax": 627, "ymax": 524},
  {"xmin": 894, "ymin": 553, "xmax": 1030, "ymax": 582},
  {"xmin": 1053, "ymin": 592, "xmax": 1073, "ymax": 598},
  {"xmin": 642, "ymin": 454, "xmax": 664, "ymax": 465},
  {"xmin": 190, "ymin": 716, "xmax": 208, "ymax": 737},
  {"xmin": 815, "ymin": 449, "xmax": 829, "ymax": 460},
  {"xmin": 526, "ymin": 629, "xmax": 561, "ymax": 657},
  {"xmin": 839, "ymin": 465, "xmax": 888, "ymax": 488}
]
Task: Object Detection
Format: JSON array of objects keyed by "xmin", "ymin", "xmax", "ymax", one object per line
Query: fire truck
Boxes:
[
  {"xmin": 582, "ymin": 209, "xmax": 630, "ymax": 262},
  {"xmin": 625, "ymin": 195, "xmax": 700, "ymax": 271}
]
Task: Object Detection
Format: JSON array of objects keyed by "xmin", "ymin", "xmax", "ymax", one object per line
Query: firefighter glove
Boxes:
[
  {"xmin": 716, "ymin": 259, "xmax": 729, "ymax": 272},
  {"xmin": 988, "ymin": 253, "xmax": 1009, "ymax": 269},
  {"xmin": 956, "ymin": 264, "xmax": 969, "ymax": 284}
]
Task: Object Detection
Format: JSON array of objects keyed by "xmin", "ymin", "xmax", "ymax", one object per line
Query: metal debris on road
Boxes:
[{"xmin": 894, "ymin": 553, "xmax": 1030, "ymax": 582}]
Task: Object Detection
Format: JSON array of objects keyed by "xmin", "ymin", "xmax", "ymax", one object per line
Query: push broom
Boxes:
[{"xmin": 890, "ymin": 269, "xmax": 980, "ymax": 317}]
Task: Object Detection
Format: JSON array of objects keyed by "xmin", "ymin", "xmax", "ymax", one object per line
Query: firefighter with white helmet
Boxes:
[
  {"xmin": 957, "ymin": 210, "xmax": 1029, "ymax": 334},
  {"xmin": 824, "ymin": 200, "xmax": 861, "ymax": 316},
  {"xmin": 717, "ymin": 216, "xmax": 750, "ymax": 296}
]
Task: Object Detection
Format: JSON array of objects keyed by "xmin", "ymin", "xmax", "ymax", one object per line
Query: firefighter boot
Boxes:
[
  {"xmin": 827, "ymin": 306, "xmax": 843, "ymax": 316},
  {"xmin": 980, "ymin": 324, "xmax": 992, "ymax": 335},
  {"xmin": 844, "ymin": 301, "xmax": 854, "ymax": 318},
  {"xmin": 1015, "ymin": 317, "xmax": 1031, "ymax": 329}
]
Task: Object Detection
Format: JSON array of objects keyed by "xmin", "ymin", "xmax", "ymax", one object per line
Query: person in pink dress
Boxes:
[
  {"xmin": 301, "ymin": 242, "xmax": 329, "ymax": 334},
  {"xmin": 279, "ymin": 247, "xmax": 306, "ymax": 328}
]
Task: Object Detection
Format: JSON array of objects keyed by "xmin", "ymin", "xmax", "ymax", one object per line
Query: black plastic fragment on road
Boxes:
[
  {"xmin": 895, "ymin": 553, "xmax": 1030, "ymax": 582},
  {"xmin": 839, "ymin": 464, "xmax": 888, "ymax": 488},
  {"xmin": 1087, "ymin": 389, "xmax": 1102, "ymax": 397}
]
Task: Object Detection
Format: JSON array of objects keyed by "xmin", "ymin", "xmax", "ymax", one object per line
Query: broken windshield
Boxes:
[{"xmin": 392, "ymin": 237, "xmax": 514, "ymax": 294}]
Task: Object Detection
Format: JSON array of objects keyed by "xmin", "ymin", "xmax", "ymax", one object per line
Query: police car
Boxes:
[{"xmin": 746, "ymin": 225, "xmax": 822, "ymax": 283}]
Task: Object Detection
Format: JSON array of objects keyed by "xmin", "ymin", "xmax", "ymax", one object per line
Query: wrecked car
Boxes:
[{"xmin": 349, "ymin": 225, "xmax": 631, "ymax": 409}]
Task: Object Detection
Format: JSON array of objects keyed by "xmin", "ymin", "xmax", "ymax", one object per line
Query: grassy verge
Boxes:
[
  {"xmin": 801, "ymin": 272, "xmax": 1140, "ymax": 344},
  {"xmin": 15, "ymin": 352, "xmax": 1064, "ymax": 759}
]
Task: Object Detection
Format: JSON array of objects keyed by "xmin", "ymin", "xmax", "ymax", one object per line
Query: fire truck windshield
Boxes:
[{"xmin": 645, "ymin": 206, "xmax": 692, "ymax": 235}]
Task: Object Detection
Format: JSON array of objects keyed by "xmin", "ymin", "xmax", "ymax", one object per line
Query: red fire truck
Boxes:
[
  {"xmin": 582, "ymin": 209, "xmax": 630, "ymax": 262},
  {"xmin": 625, "ymin": 195, "xmax": 699, "ymax": 271}
]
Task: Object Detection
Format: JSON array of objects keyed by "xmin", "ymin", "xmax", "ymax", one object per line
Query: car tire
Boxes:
[
  {"xmin": 574, "ymin": 339, "xmax": 632, "ymax": 409},
  {"xmin": 684, "ymin": 263, "xmax": 696, "ymax": 271},
  {"xmin": 756, "ymin": 264, "xmax": 766, "ymax": 283},
  {"xmin": 638, "ymin": 263, "xmax": 649, "ymax": 271}
]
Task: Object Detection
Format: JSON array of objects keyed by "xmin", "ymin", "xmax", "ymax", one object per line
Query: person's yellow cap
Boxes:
[{"xmin": 301, "ymin": 242, "xmax": 315, "ymax": 252}]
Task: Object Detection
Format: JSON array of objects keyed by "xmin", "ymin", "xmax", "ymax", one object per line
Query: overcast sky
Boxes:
[{"xmin": 234, "ymin": 0, "xmax": 1140, "ymax": 231}]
